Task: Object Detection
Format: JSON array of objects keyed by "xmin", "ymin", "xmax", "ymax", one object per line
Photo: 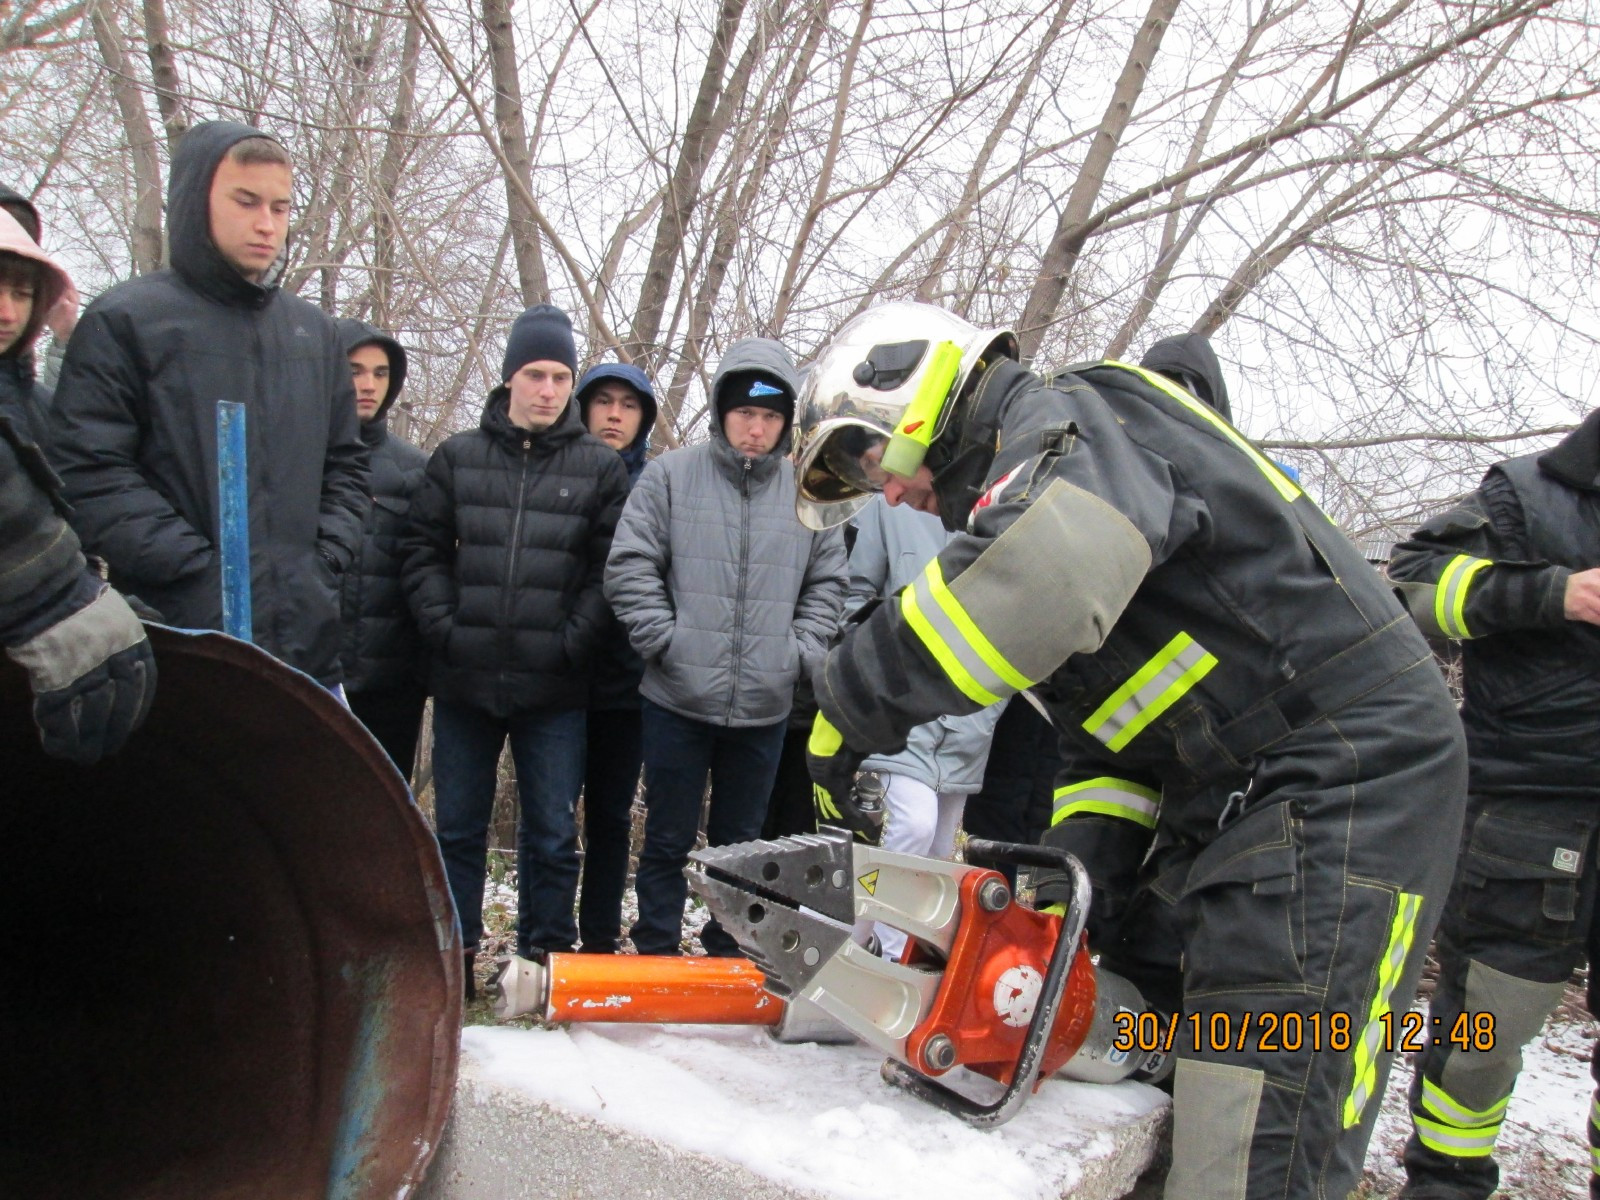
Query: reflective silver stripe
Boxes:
[
  {"xmin": 902, "ymin": 563, "xmax": 1018, "ymax": 705},
  {"xmin": 1052, "ymin": 777, "xmax": 1160, "ymax": 829},
  {"xmin": 1413, "ymin": 1114, "xmax": 1499, "ymax": 1157},
  {"xmin": 1082, "ymin": 632, "xmax": 1217, "ymax": 753},
  {"xmin": 1421, "ymin": 1076, "xmax": 1508, "ymax": 1127}
]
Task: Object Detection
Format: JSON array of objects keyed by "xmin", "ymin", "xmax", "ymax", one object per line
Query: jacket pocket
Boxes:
[
  {"xmin": 1180, "ymin": 802, "xmax": 1307, "ymax": 997},
  {"xmin": 1456, "ymin": 805, "xmax": 1593, "ymax": 936}
]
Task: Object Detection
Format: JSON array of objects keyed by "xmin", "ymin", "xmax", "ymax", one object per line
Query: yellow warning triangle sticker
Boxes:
[{"xmin": 858, "ymin": 869, "xmax": 879, "ymax": 896}]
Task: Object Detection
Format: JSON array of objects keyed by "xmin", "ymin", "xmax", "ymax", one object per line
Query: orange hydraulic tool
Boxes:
[{"xmin": 490, "ymin": 951, "xmax": 782, "ymax": 1026}]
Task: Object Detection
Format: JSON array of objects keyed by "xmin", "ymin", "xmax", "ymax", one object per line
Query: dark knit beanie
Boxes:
[
  {"xmin": 502, "ymin": 304, "xmax": 577, "ymax": 381},
  {"xmin": 715, "ymin": 370, "xmax": 794, "ymax": 421}
]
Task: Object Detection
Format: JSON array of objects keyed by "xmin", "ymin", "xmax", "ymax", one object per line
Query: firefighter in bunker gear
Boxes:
[
  {"xmin": 1388, "ymin": 412, "xmax": 1600, "ymax": 1200},
  {"xmin": 794, "ymin": 302, "xmax": 1468, "ymax": 1200}
]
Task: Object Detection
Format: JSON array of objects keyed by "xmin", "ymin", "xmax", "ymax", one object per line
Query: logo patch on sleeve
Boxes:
[{"xmin": 970, "ymin": 463, "xmax": 1025, "ymax": 522}]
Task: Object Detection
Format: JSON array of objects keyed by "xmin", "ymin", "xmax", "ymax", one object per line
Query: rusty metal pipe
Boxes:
[
  {"xmin": 491, "ymin": 953, "xmax": 785, "ymax": 1025},
  {"xmin": 0, "ymin": 627, "xmax": 460, "ymax": 1199}
]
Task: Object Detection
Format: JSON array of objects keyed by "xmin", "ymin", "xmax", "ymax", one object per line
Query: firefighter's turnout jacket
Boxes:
[
  {"xmin": 815, "ymin": 358, "xmax": 1468, "ymax": 1200},
  {"xmin": 1387, "ymin": 414, "xmax": 1600, "ymax": 1200},
  {"xmin": 1390, "ymin": 414, "xmax": 1600, "ymax": 800}
]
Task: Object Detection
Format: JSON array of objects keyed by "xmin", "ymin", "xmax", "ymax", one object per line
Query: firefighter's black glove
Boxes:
[
  {"xmin": 808, "ymin": 712, "xmax": 879, "ymax": 843},
  {"xmin": 6, "ymin": 583, "xmax": 156, "ymax": 765}
]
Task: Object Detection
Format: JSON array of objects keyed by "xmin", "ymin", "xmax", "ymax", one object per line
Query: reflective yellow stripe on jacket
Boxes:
[
  {"xmin": 901, "ymin": 557, "xmax": 1033, "ymax": 705},
  {"xmin": 1082, "ymin": 632, "xmax": 1216, "ymax": 753},
  {"xmin": 1433, "ymin": 554, "xmax": 1492, "ymax": 640},
  {"xmin": 1052, "ymin": 777, "xmax": 1160, "ymax": 829}
]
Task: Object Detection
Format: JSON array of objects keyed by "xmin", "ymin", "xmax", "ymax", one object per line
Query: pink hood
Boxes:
[{"xmin": 0, "ymin": 207, "xmax": 79, "ymax": 350}]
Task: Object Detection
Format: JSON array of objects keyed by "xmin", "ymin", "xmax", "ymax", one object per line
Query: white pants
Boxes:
[{"xmin": 854, "ymin": 773, "xmax": 966, "ymax": 960}]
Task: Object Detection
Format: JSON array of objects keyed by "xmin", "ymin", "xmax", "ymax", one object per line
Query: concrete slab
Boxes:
[{"xmin": 417, "ymin": 1023, "xmax": 1170, "ymax": 1200}]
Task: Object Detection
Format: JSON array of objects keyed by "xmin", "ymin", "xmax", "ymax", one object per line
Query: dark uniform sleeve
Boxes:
[
  {"xmin": 315, "ymin": 355, "xmax": 369, "ymax": 572},
  {"xmin": 49, "ymin": 309, "xmax": 214, "ymax": 586},
  {"xmin": 1034, "ymin": 741, "xmax": 1162, "ymax": 944},
  {"xmin": 815, "ymin": 376, "xmax": 1171, "ymax": 756},
  {"xmin": 1388, "ymin": 468, "xmax": 1570, "ymax": 640},
  {"xmin": 400, "ymin": 446, "xmax": 459, "ymax": 649},
  {"xmin": 0, "ymin": 422, "xmax": 88, "ymax": 642}
]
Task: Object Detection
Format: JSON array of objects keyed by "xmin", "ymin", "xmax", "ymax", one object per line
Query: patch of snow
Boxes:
[{"xmin": 461, "ymin": 1021, "xmax": 1167, "ymax": 1200}]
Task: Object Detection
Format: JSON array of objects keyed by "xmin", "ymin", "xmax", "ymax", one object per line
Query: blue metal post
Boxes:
[{"xmin": 217, "ymin": 401, "xmax": 252, "ymax": 642}]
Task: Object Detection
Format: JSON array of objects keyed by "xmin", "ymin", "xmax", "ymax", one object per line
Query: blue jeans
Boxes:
[
  {"xmin": 431, "ymin": 698, "xmax": 586, "ymax": 956},
  {"xmin": 631, "ymin": 698, "xmax": 787, "ymax": 956}
]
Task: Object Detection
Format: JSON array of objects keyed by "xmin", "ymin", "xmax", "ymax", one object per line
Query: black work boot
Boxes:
[{"xmin": 463, "ymin": 950, "xmax": 477, "ymax": 1001}]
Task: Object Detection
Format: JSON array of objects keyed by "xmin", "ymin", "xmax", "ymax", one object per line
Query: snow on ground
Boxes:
[
  {"xmin": 462, "ymin": 1019, "xmax": 1166, "ymax": 1200},
  {"xmin": 1360, "ymin": 1002, "xmax": 1596, "ymax": 1199}
]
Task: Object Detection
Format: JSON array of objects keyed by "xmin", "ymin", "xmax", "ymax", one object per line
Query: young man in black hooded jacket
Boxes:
[
  {"xmin": 336, "ymin": 318, "xmax": 428, "ymax": 777},
  {"xmin": 48, "ymin": 121, "xmax": 368, "ymax": 687},
  {"xmin": 403, "ymin": 305, "xmax": 628, "ymax": 989}
]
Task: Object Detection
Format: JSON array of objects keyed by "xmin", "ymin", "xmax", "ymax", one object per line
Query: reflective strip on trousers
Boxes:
[
  {"xmin": 901, "ymin": 558, "xmax": 1033, "ymax": 706},
  {"xmin": 1082, "ymin": 632, "xmax": 1217, "ymax": 753},
  {"xmin": 1343, "ymin": 891, "xmax": 1423, "ymax": 1128},
  {"xmin": 1052, "ymin": 776, "xmax": 1160, "ymax": 830},
  {"xmin": 1410, "ymin": 1076, "xmax": 1507, "ymax": 1158},
  {"xmin": 1433, "ymin": 554, "xmax": 1492, "ymax": 640}
]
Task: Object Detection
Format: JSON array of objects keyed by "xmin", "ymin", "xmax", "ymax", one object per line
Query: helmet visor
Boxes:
[{"xmin": 797, "ymin": 419, "xmax": 891, "ymax": 504}]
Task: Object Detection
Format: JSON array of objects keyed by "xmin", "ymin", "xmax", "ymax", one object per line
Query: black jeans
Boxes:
[
  {"xmin": 578, "ymin": 708, "xmax": 643, "ymax": 952},
  {"xmin": 631, "ymin": 698, "xmax": 786, "ymax": 957},
  {"xmin": 348, "ymin": 683, "xmax": 427, "ymax": 781}
]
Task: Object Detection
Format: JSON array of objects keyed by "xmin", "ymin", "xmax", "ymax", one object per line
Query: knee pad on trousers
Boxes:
[
  {"xmin": 1165, "ymin": 1058, "xmax": 1263, "ymax": 1200},
  {"xmin": 1438, "ymin": 958, "xmax": 1565, "ymax": 1111}
]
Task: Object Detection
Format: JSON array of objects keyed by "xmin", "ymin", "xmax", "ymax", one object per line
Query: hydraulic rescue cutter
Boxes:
[
  {"xmin": 687, "ymin": 830, "xmax": 1171, "ymax": 1125},
  {"xmin": 490, "ymin": 829, "xmax": 1170, "ymax": 1128}
]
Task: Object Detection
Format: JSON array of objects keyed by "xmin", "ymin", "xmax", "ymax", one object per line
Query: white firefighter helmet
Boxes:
[{"xmin": 794, "ymin": 301, "xmax": 1017, "ymax": 530}]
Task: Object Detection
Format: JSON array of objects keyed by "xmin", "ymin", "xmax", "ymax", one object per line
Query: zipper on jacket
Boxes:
[
  {"xmin": 499, "ymin": 439, "xmax": 533, "ymax": 670},
  {"xmin": 727, "ymin": 457, "xmax": 753, "ymax": 723}
]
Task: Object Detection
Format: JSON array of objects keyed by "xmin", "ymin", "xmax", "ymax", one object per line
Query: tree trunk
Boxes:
[
  {"xmin": 1016, "ymin": 0, "xmax": 1180, "ymax": 361},
  {"xmin": 91, "ymin": 0, "xmax": 164, "ymax": 274},
  {"xmin": 482, "ymin": 0, "xmax": 548, "ymax": 306},
  {"xmin": 373, "ymin": 10, "xmax": 422, "ymax": 333},
  {"xmin": 622, "ymin": 0, "xmax": 747, "ymax": 369},
  {"xmin": 140, "ymin": 0, "xmax": 189, "ymax": 156}
]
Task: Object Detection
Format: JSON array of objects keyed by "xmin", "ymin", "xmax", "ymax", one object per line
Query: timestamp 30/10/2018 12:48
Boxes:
[{"xmin": 1111, "ymin": 1009, "xmax": 1497, "ymax": 1055}]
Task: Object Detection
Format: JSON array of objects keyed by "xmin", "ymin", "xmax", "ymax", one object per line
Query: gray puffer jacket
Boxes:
[
  {"xmin": 848, "ymin": 495, "xmax": 1003, "ymax": 792},
  {"xmin": 604, "ymin": 339, "xmax": 847, "ymax": 727}
]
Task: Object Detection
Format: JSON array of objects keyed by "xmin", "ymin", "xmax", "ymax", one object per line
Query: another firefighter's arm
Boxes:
[
  {"xmin": 815, "ymin": 436, "xmax": 1164, "ymax": 754},
  {"xmin": 1033, "ymin": 747, "xmax": 1161, "ymax": 946},
  {"xmin": 1388, "ymin": 470, "xmax": 1572, "ymax": 639}
]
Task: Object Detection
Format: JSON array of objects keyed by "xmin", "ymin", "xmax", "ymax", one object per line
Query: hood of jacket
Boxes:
[
  {"xmin": 478, "ymin": 382, "xmax": 588, "ymax": 451},
  {"xmin": 708, "ymin": 337, "xmax": 799, "ymax": 482},
  {"xmin": 576, "ymin": 361, "xmax": 657, "ymax": 478},
  {"xmin": 169, "ymin": 120, "xmax": 288, "ymax": 310},
  {"xmin": 0, "ymin": 184, "xmax": 40, "ymax": 242},
  {"xmin": 336, "ymin": 316, "xmax": 409, "ymax": 436},
  {"xmin": 1539, "ymin": 407, "xmax": 1600, "ymax": 492},
  {"xmin": 0, "ymin": 209, "xmax": 76, "ymax": 362},
  {"xmin": 1139, "ymin": 333, "xmax": 1232, "ymax": 423}
]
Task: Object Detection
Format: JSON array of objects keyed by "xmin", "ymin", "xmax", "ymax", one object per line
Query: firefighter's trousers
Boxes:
[
  {"xmin": 1400, "ymin": 795, "xmax": 1598, "ymax": 1200},
  {"xmin": 1099, "ymin": 675, "xmax": 1466, "ymax": 1200}
]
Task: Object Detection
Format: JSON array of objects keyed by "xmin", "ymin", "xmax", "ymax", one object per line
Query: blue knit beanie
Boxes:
[{"xmin": 502, "ymin": 304, "xmax": 577, "ymax": 381}]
